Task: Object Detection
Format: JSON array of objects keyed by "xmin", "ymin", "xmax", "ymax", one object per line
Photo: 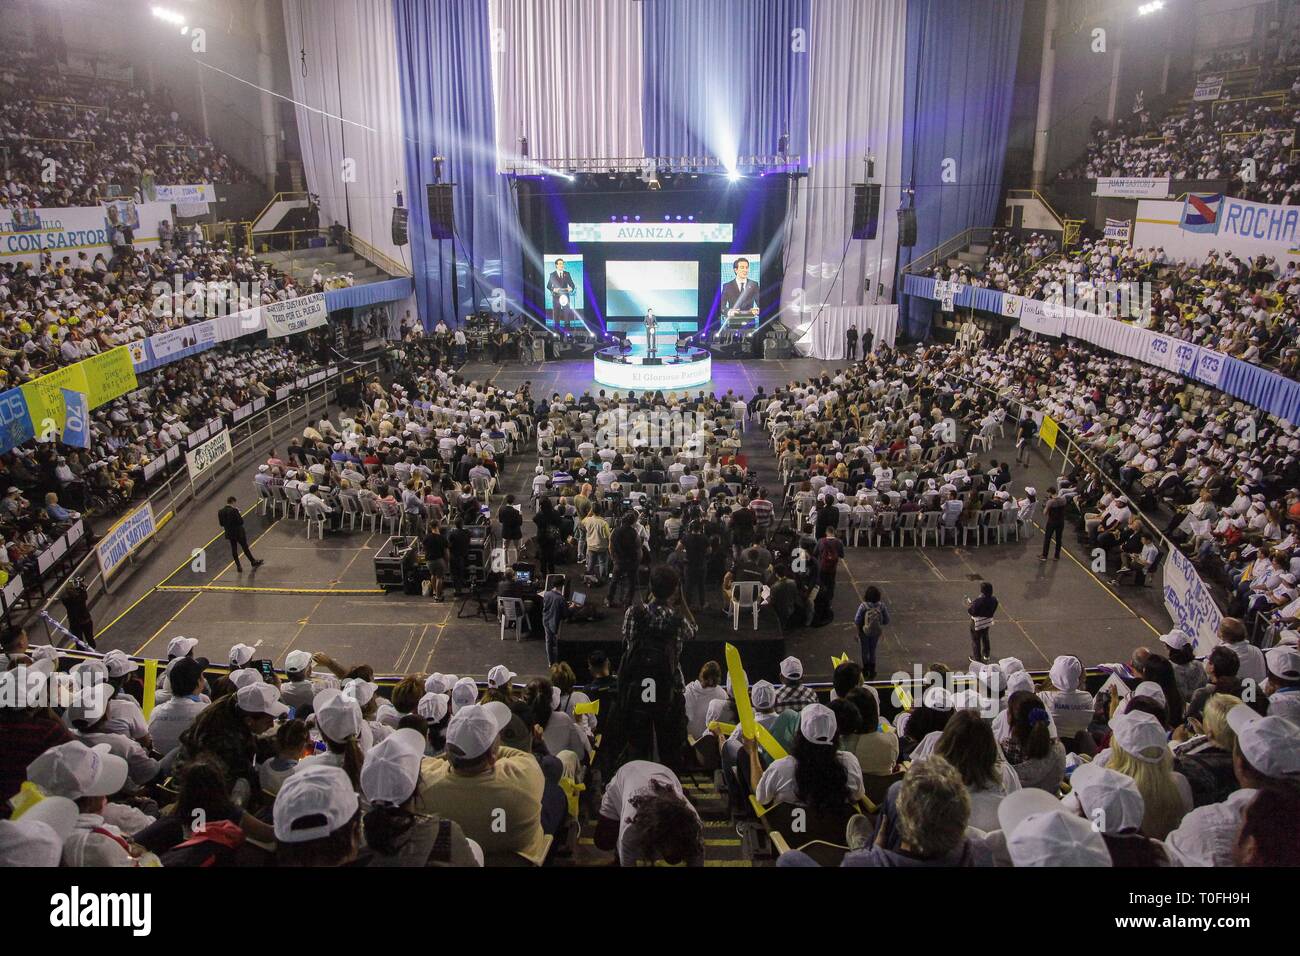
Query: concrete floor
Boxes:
[{"xmin": 87, "ymin": 357, "xmax": 1169, "ymax": 685}]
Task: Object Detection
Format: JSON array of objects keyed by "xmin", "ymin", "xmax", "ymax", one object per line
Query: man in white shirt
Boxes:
[
  {"xmin": 147, "ymin": 657, "xmax": 210, "ymax": 756},
  {"xmin": 595, "ymin": 759, "xmax": 703, "ymax": 866},
  {"xmin": 1217, "ymin": 617, "xmax": 1266, "ymax": 686}
]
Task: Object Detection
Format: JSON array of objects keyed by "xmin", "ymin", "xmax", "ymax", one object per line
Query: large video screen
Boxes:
[
  {"xmin": 720, "ymin": 253, "xmax": 761, "ymax": 320},
  {"xmin": 605, "ymin": 260, "xmax": 699, "ymax": 318}
]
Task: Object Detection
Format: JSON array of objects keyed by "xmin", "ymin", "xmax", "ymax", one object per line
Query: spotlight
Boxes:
[
  {"xmin": 151, "ymin": 6, "xmax": 185, "ymax": 27},
  {"xmin": 1137, "ymin": 0, "xmax": 1164, "ymax": 13},
  {"xmin": 634, "ymin": 215, "xmax": 641, "ymax": 221},
  {"xmin": 728, "ymin": 170, "xmax": 741, "ymax": 182}
]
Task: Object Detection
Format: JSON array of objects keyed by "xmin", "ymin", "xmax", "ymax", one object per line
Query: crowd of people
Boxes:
[
  {"xmin": 1, "ymin": 44, "xmax": 250, "ymax": 210},
  {"xmin": 1057, "ymin": 64, "xmax": 1299, "ymax": 205}
]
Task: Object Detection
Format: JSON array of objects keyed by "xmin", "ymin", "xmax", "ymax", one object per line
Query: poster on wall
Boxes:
[
  {"xmin": 1095, "ymin": 176, "xmax": 1171, "ymax": 199},
  {"xmin": 0, "ymin": 201, "xmax": 173, "ymax": 265}
]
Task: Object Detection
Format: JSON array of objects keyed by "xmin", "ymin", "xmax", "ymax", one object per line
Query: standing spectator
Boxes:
[
  {"xmin": 1040, "ymin": 486, "xmax": 1066, "ymax": 561},
  {"xmin": 217, "ymin": 496, "xmax": 263, "ymax": 572},
  {"xmin": 541, "ymin": 578, "xmax": 568, "ymax": 667},
  {"xmin": 967, "ymin": 581, "xmax": 998, "ymax": 664},
  {"xmin": 853, "ymin": 585, "xmax": 891, "ymax": 679}
]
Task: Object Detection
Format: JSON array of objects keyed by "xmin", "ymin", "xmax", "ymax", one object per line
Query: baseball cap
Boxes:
[
  {"xmin": 445, "ymin": 701, "xmax": 512, "ymax": 759},
  {"xmin": 285, "ymin": 650, "xmax": 313, "ymax": 674},
  {"xmin": 450, "ymin": 677, "xmax": 479, "ymax": 711},
  {"xmin": 167, "ymin": 636, "xmax": 198, "ymax": 658},
  {"xmin": 1049, "ymin": 655, "xmax": 1082, "ymax": 692},
  {"xmin": 27, "ymin": 741, "xmax": 128, "ymax": 799},
  {"xmin": 229, "ymin": 643, "xmax": 256, "ymax": 667},
  {"xmin": 0, "ymin": 795, "xmax": 78, "ymax": 867},
  {"xmin": 1226, "ymin": 705, "xmax": 1300, "ymax": 779},
  {"xmin": 272, "ymin": 764, "xmax": 359, "ymax": 844},
  {"xmin": 1004, "ymin": 804, "xmax": 1112, "ymax": 867},
  {"xmin": 1066, "ymin": 762, "xmax": 1145, "ymax": 834},
  {"xmin": 236, "ymin": 681, "xmax": 289, "ymax": 717},
  {"xmin": 751, "ymin": 680, "xmax": 776, "ymax": 710},
  {"xmin": 342, "ymin": 678, "xmax": 378, "ymax": 707},
  {"xmin": 1265, "ymin": 645, "xmax": 1300, "ymax": 681},
  {"xmin": 779, "ymin": 656, "xmax": 803, "ymax": 680},
  {"xmin": 229, "ymin": 668, "xmax": 263, "ymax": 690},
  {"xmin": 799, "ymin": 703, "xmax": 837, "ymax": 745},
  {"xmin": 102, "ymin": 649, "xmax": 137, "ymax": 678},
  {"xmin": 314, "ymin": 689, "xmax": 362, "ymax": 742},
  {"xmin": 1132, "ymin": 681, "xmax": 1168, "ymax": 711},
  {"xmin": 1109, "ymin": 710, "xmax": 1169, "ymax": 763},
  {"xmin": 487, "ymin": 664, "xmax": 516, "ymax": 689},
  {"xmin": 1159, "ymin": 629, "xmax": 1194, "ymax": 652},
  {"xmin": 418, "ymin": 692, "xmax": 449, "ymax": 723},
  {"xmin": 425, "ymin": 673, "xmax": 455, "ymax": 695},
  {"xmin": 360, "ymin": 728, "xmax": 426, "ymax": 807}
]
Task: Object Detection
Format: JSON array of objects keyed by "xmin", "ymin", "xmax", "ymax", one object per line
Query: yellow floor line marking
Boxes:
[
  {"xmin": 156, "ymin": 585, "xmax": 384, "ymax": 595},
  {"xmin": 1037, "ymin": 521, "xmax": 1163, "ymax": 636},
  {"xmin": 133, "ymin": 591, "xmax": 202, "ymax": 656}
]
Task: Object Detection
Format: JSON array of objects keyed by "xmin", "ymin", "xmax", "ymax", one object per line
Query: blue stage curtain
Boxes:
[
  {"xmin": 394, "ymin": 0, "xmax": 522, "ymax": 327},
  {"xmin": 640, "ymin": 0, "xmax": 809, "ymax": 170},
  {"xmin": 899, "ymin": 0, "xmax": 1023, "ymax": 338}
]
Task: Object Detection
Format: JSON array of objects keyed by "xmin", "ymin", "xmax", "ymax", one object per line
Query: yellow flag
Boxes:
[
  {"xmin": 142, "ymin": 658, "xmax": 158, "ymax": 720},
  {"xmin": 724, "ymin": 643, "xmax": 755, "ymax": 741},
  {"xmin": 573, "ymin": 699, "xmax": 600, "ymax": 716},
  {"xmin": 831, "ymin": 652, "xmax": 850, "ymax": 668}
]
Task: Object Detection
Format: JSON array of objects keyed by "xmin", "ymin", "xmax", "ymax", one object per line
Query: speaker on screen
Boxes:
[
  {"xmin": 427, "ymin": 184, "xmax": 454, "ymax": 240},
  {"xmin": 851, "ymin": 184, "xmax": 881, "ymax": 240},
  {"xmin": 391, "ymin": 207, "xmax": 409, "ymax": 247},
  {"xmin": 898, "ymin": 207, "xmax": 917, "ymax": 247}
]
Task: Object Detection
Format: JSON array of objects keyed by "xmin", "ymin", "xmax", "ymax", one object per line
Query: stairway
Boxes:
[
  {"xmin": 944, "ymin": 242, "xmax": 989, "ymax": 274},
  {"xmin": 255, "ymin": 244, "xmax": 394, "ymax": 288}
]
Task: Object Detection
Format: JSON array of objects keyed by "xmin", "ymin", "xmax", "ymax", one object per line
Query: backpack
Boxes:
[
  {"xmin": 617, "ymin": 606, "xmax": 680, "ymax": 715},
  {"xmin": 157, "ymin": 820, "xmax": 245, "ymax": 868},
  {"xmin": 819, "ymin": 543, "xmax": 840, "ymax": 575},
  {"xmin": 859, "ymin": 602, "xmax": 884, "ymax": 638}
]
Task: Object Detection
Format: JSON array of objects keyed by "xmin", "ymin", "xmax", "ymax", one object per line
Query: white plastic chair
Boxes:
[
  {"xmin": 499, "ymin": 597, "xmax": 529, "ymax": 641},
  {"xmin": 731, "ymin": 581, "xmax": 762, "ymax": 631},
  {"xmin": 303, "ymin": 501, "xmax": 328, "ymax": 539}
]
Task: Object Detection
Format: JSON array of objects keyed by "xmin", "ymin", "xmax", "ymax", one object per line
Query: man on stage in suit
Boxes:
[
  {"xmin": 845, "ymin": 324, "xmax": 858, "ymax": 361},
  {"xmin": 645, "ymin": 309, "xmax": 658, "ymax": 357},
  {"xmin": 547, "ymin": 258, "xmax": 576, "ymax": 330}
]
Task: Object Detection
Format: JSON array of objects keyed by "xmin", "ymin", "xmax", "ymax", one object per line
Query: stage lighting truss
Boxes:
[{"xmin": 504, "ymin": 155, "xmax": 802, "ymax": 178}]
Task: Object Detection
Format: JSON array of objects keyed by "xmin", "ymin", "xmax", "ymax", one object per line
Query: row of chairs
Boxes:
[{"xmin": 793, "ymin": 506, "xmax": 1030, "ymax": 547}]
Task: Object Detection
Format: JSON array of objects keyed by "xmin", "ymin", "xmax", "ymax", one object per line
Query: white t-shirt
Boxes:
[
  {"xmin": 600, "ymin": 760, "xmax": 701, "ymax": 865},
  {"xmin": 755, "ymin": 751, "xmax": 865, "ymax": 807},
  {"xmin": 147, "ymin": 695, "xmax": 209, "ymax": 756},
  {"xmin": 684, "ymin": 682, "xmax": 728, "ymax": 739}
]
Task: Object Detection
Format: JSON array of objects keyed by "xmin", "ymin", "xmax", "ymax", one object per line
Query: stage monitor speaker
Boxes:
[
  {"xmin": 427, "ymin": 184, "xmax": 454, "ymax": 240},
  {"xmin": 391, "ymin": 207, "xmax": 409, "ymax": 247},
  {"xmin": 851, "ymin": 183, "xmax": 881, "ymax": 240},
  {"xmin": 642, "ymin": 357, "xmax": 662, "ymax": 366},
  {"xmin": 898, "ymin": 207, "xmax": 917, "ymax": 247}
]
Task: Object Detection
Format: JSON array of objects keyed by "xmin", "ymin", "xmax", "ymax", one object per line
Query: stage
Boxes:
[{"xmin": 592, "ymin": 343, "xmax": 712, "ymax": 391}]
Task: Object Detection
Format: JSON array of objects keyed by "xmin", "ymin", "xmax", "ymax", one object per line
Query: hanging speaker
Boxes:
[
  {"xmin": 391, "ymin": 207, "xmax": 409, "ymax": 247},
  {"xmin": 898, "ymin": 207, "xmax": 917, "ymax": 247},
  {"xmin": 427, "ymin": 184, "xmax": 454, "ymax": 240},
  {"xmin": 851, "ymin": 184, "xmax": 881, "ymax": 240}
]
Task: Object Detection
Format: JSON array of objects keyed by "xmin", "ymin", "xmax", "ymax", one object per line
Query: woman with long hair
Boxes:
[
  {"xmin": 1106, "ymin": 710, "xmax": 1193, "ymax": 840},
  {"xmin": 1002, "ymin": 691, "xmax": 1066, "ymax": 793},
  {"xmin": 296, "ymin": 690, "xmax": 365, "ymax": 792},
  {"xmin": 931, "ymin": 709, "xmax": 1019, "ymax": 832},
  {"xmin": 752, "ymin": 703, "xmax": 864, "ymax": 813},
  {"xmin": 523, "ymin": 677, "xmax": 591, "ymax": 778}
]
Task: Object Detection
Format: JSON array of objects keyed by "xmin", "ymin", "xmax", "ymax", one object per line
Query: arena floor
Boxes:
[{"xmin": 85, "ymin": 357, "xmax": 1169, "ymax": 684}]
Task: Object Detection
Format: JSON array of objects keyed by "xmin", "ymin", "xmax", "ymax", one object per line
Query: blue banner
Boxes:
[
  {"xmin": 59, "ymin": 388, "xmax": 90, "ymax": 449},
  {"xmin": 0, "ymin": 386, "xmax": 36, "ymax": 455}
]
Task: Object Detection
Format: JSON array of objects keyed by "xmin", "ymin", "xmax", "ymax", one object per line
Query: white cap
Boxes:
[
  {"xmin": 487, "ymin": 665, "xmax": 516, "ymax": 689},
  {"xmin": 1159, "ymin": 629, "xmax": 1194, "ymax": 652},
  {"xmin": 27, "ymin": 741, "xmax": 128, "ymax": 799},
  {"xmin": 425, "ymin": 673, "xmax": 455, "ymax": 695},
  {"xmin": 1050, "ymin": 655, "xmax": 1082, "ymax": 692},
  {"xmin": 1226, "ymin": 705, "xmax": 1300, "ymax": 779},
  {"xmin": 450, "ymin": 677, "xmax": 479, "ymax": 710},
  {"xmin": 751, "ymin": 680, "xmax": 776, "ymax": 710},
  {"xmin": 229, "ymin": 668, "xmax": 262, "ymax": 690},
  {"xmin": 1006, "ymin": 808, "xmax": 1112, "ymax": 867},
  {"xmin": 360, "ymin": 728, "xmax": 426, "ymax": 807},
  {"xmin": 342, "ymin": 678, "xmax": 378, "ymax": 708},
  {"xmin": 998, "ymin": 657, "xmax": 1025, "ymax": 676},
  {"xmin": 445, "ymin": 701, "xmax": 513, "ymax": 759},
  {"xmin": 272, "ymin": 764, "xmax": 358, "ymax": 844},
  {"xmin": 167, "ymin": 636, "xmax": 198, "ymax": 659},
  {"xmin": 1265, "ymin": 645, "xmax": 1300, "ymax": 681},
  {"xmin": 102, "ymin": 649, "xmax": 137, "ymax": 678},
  {"xmin": 285, "ymin": 650, "xmax": 312, "ymax": 674},
  {"xmin": 0, "ymin": 795, "xmax": 79, "ymax": 867},
  {"xmin": 229, "ymin": 643, "xmax": 256, "ymax": 667},
  {"xmin": 236, "ymin": 681, "xmax": 289, "ymax": 717},
  {"xmin": 1067, "ymin": 762, "xmax": 1145, "ymax": 834},
  {"xmin": 798, "ymin": 703, "xmax": 837, "ymax": 745},
  {"xmin": 314, "ymin": 689, "xmax": 362, "ymax": 742},
  {"xmin": 1006, "ymin": 670, "xmax": 1035, "ymax": 696},
  {"xmin": 418, "ymin": 692, "xmax": 450, "ymax": 723},
  {"xmin": 376, "ymin": 702, "xmax": 401, "ymax": 728},
  {"xmin": 1132, "ymin": 681, "xmax": 1167, "ymax": 711},
  {"xmin": 1108, "ymin": 710, "xmax": 1168, "ymax": 763},
  {"xmin": 779, "ymin": 656, "xmax": 802, "ymax": 680}
]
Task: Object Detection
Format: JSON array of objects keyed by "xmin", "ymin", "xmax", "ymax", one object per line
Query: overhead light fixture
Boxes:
[
  {"xmin": 1137, "ymin": 1, "xmax": 1164, "ymax": 14},
  {"xmin": 151, "ymin": 6, "xmax": 186, "ymax": 27}
]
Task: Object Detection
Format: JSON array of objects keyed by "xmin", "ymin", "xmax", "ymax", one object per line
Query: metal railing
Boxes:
[
  {"xmin": 35, "ymin": 353, "xmax": 389, "ymax": 645},
  {"xmin": 903, "ymin": 227, "xmax": 990, "ymax": 276},
  {"xmin": 250, "ymin": 191, "xmax": 309, "ymax": 233},
  {"xmin": 346, "ymin": 229, "xmax": 412, "ymax": 278}
]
